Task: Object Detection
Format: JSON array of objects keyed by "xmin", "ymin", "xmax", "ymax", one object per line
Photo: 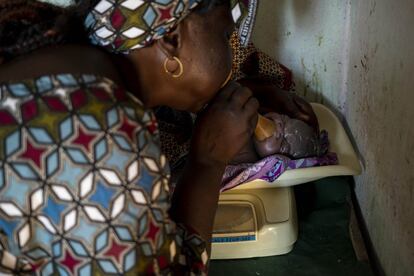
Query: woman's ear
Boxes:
[{"xmin": 156, "ymin": 25, "xmax": 183, "ymax": 57}]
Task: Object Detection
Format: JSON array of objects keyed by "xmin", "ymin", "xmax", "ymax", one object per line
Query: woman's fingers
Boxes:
[
  {"xmin": 243, "ymin": 97, "xmax": 259, "ymax": 134},
  {"xmin": 220, "ymin": 82, "xmax": 255, "ymax": 109},
  {"xmin": 249, "ymin": 112, "xmax": 259, "ymax": 134},
  {"xmin": 216, "ymin": 81, "xmax": 240, "ymax": 101},
  {"xmin": 230, "ymin": 86, "xmax": 253, "ymax": 107},
  {"xmin": 244, "ymin": 96, "xmax": 259, "ymax": 111}
]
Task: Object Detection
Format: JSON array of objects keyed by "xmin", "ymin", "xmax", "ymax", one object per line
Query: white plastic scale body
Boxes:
[{"xmin": 211, "ymin": 103, "xmax": 362, "ymax": 260}]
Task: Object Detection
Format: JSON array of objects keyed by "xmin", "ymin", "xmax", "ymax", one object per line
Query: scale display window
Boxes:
[{"xmin": 212, "ymin": 202, "xmax": 257, "ymax": 243}]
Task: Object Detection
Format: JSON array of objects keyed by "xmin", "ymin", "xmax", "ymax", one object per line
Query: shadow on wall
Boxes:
[
  {"xmin": 252, "ymin": 0, "xmax": 316, "ymax": 47},
  {"xmin": 252, "ymin": 0, "xmax": 349, "ymax": 109},
  {"xmin": 252, "ymin": 0, "xmax": 322, "ymax": 101}
]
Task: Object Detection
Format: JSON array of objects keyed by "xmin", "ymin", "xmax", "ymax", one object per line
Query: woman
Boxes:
[{"xmin": 0, "ymin": 0, "xmax": 258, "ymax": 274}]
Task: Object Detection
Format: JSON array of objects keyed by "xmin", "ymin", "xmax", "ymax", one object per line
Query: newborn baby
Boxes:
[
  {"xmin": 255, "ymin": 112, "xmax": 321, "ymax": 159},
  {"xmin": 230, "ymin": 112, "xmax": 322, "ymax": 164}
]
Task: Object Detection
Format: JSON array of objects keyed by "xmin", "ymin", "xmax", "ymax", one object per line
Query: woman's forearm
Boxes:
[{"xmin": 169, "ymin": 157, "xmax": 225, "ymax": 248}]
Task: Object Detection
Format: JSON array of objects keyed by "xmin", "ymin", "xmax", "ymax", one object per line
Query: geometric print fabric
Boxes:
[
  {"xmin": 86, "ymin": 0, "xmax": 204, "ymax": 53},
  {"xmin": 0, "ymin": 74, "xmax": 207, "ymax": 275},
  {"xmin": 86, "ymin": 0, "xmax": 258, "ymax": 53}
]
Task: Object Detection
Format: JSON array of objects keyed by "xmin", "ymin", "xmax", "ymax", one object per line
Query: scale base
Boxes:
[{"xmin": 211, "ymin": 187, "xmax": 298, "ymax": 260}]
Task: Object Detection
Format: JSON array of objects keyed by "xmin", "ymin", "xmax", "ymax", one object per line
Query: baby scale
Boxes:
[{"xmin": 211, "ymin": 103, "xmax": 362, "ymax": 259}]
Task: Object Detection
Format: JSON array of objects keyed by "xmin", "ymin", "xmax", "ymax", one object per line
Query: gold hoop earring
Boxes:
[{"xmin": 163, "ymin": 56, "xmax": 184, "ymax": 78}]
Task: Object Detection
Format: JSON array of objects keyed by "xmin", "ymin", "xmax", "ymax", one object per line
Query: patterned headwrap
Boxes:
[{"xmin": 85, "ymin": 0, "xmax": 258, "ymax": 53}]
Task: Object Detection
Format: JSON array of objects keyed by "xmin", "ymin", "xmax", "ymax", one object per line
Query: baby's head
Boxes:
[{"xmin": 254, "ymin": 112, "xmax": 320, "ymax": 159}]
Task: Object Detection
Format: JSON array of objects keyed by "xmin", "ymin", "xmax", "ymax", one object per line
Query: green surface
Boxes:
[{"xmin": 210, "ymin": 177, "xmax": 373, "ymax": 276}]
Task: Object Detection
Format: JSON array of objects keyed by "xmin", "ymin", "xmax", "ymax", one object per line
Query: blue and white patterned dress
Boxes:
[{"xmin": 0, "ymin": 74, "xmax": 207, "ymax": 275}]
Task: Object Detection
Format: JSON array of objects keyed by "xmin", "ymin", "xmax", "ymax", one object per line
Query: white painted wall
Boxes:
[
  {"xmin": 252, "ymin": 1, "xmax": 414, "ymax": 275},
  {"xmin": 251, "ymin": 0, "xmax": 351, "ymax": 111},
  {"xmin": 346, "ymin": 1, "xmax": 414, "ymax": 275}
]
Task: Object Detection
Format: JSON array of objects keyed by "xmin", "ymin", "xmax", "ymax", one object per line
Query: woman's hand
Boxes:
[
  {"xmin": 190, "ymin": 82, "xmax": 259, "ymax": 166},
  {"xmin": 239, "ymin": 78, "xmax": 319, "ymax": 132}
]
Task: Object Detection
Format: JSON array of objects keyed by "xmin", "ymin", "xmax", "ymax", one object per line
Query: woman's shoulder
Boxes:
[{"xmin": 0, "ymin": 44, "xmax": 123, "ymax": 85}]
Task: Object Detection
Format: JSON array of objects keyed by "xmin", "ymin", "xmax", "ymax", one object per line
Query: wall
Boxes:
[
  {"xmin": 345, "ymin": 0, "xmax": 414, "ymax": 275},
  {"xmin": 251, "ymin": 0, "xmax": 351, "ymax": 111},
  {"xmin": 252, "ymin": 1, "xmax": 414, "ymax": 275}
]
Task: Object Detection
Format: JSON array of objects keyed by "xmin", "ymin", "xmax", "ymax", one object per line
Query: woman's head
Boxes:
[
  {"xmin": 121, "ymin": 0, "xmax": 235, "ymax": 112},
  {"xmin": 86, "ymin": 0, "xmax": 258, "ymax": 112}
]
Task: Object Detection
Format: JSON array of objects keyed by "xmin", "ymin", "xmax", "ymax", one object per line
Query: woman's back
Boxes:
[
  {"xmin": 0, "ymin": 44, "xmax": 206, "ymax": 275},
  {"xmin": 0, "ymin": 44, "xmax": 121, "ymax": 84}
]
